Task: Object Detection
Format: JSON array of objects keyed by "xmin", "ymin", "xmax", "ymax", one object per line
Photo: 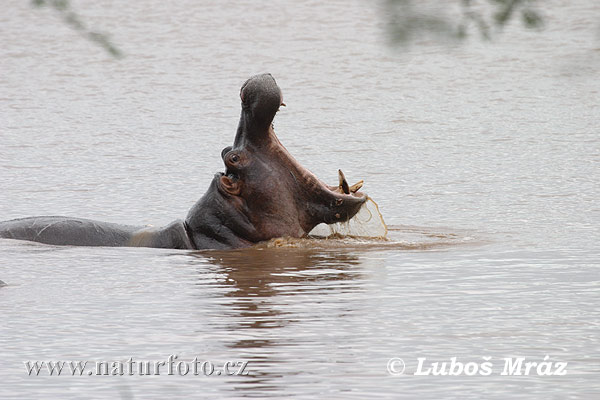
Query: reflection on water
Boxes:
[
  {"xmin": 190, "ymin": 247, "xmax": 365, "ymax": 393},
  {"xmin": 196, "ymin": 247, "xmax": 363, "ymax": 299},
  {"xmin": 195, "ymin": 247, "xmax": 363, "ymax": 333}
]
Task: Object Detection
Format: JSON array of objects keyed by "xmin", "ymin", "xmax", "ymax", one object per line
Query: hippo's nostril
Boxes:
[{"xmin": 336, "ymin": 198, "xmax": 343, "ymax": 206}]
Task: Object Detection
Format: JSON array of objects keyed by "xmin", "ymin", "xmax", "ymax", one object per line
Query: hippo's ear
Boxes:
[
  {"xmin": 219, "ymin": 175, "xmax": 241, "ymax": 196},
  {"xmin": 221, "ymin": 146, "xmax": 233, "ymax": 160}
]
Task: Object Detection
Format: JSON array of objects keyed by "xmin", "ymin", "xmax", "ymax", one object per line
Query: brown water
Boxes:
[{"xmin": 0, "ymin": 0, "xmax": 599, "ymax": 398}]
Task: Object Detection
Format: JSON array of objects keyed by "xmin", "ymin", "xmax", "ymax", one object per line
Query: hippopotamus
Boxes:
[{"xmin": 0, "ymin": 74, "xmax": 366, "ymax": 250}]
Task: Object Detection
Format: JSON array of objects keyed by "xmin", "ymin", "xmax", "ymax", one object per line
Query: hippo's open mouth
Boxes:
[{"xmin": 203, "ymin": 73, "xmax": 368, "ymax": 241}]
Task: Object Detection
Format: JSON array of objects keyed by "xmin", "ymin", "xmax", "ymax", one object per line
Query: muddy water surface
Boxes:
[{"xmin": 1, "ymin": 0, "xmax": 599, "ymax": 398}]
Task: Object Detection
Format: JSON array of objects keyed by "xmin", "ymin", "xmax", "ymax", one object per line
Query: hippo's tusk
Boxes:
[
  {"xmin": 349, "ymin": 180, "xmax": 364, "ymax": 193},
  {"xmin": 338, "ymin": 169, "xmax": 350, "ymax": 194}
]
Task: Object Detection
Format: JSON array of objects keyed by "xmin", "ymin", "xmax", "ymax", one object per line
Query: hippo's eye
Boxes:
[{"xmin": 227, "ymin": 153, "xmax": 240, "ymax": 165}]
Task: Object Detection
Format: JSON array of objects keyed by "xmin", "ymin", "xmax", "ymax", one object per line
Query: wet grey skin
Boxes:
[{"xmin": 0, "ymin": 74, "xmax": 367, "ymax": 250}]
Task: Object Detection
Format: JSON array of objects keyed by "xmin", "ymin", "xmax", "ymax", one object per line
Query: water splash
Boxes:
[
  {"xmin": 254, "ymin": 197, "xmax": 480, "ymax": 250},
  {"xmin": 309, "ymin": 196, "xmax": 388, "ymax": 239}
]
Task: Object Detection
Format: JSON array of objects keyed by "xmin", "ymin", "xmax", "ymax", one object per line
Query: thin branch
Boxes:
[{"xmin": 31, "ymin": 0, "xmax": 122, "ymax": 58}]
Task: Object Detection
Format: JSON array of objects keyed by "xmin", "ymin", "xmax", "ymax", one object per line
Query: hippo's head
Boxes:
[{"xmin": 185, "ymin": 74, "xmax": 367, "ymax": 249}]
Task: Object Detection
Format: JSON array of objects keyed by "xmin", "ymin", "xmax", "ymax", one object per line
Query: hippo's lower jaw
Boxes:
[{"xmin": 0, "ymin": 74, "xmax": 368, "ymax": 250}]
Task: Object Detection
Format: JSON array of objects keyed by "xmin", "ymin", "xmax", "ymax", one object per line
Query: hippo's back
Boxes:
[{"xmin": 0, "ymin": 216, "xmax": 141, "ymax": 247}]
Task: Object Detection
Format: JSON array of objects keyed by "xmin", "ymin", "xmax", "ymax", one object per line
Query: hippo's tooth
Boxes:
[
  {"xmin": 338, "ymin": 169, "xmax": 350, "ymax": 194},
  {"xmin": 349, "ymin": 180, "xmax": 364, "ymax": 193}
]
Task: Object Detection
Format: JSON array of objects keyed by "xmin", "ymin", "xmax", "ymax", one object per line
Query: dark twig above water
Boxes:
[{"xmin": 31, "ymin": 0, "xmax": 122, "ymax": 58}]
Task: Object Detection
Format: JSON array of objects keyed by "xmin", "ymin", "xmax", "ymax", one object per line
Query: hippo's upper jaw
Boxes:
[
  {"xmin": 0, "ymin": 74, "xmax": 367, "ymax": 250},
  {"xmin": 185, "ymin": 73, "xmax": 367, "ymax": 249}
]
